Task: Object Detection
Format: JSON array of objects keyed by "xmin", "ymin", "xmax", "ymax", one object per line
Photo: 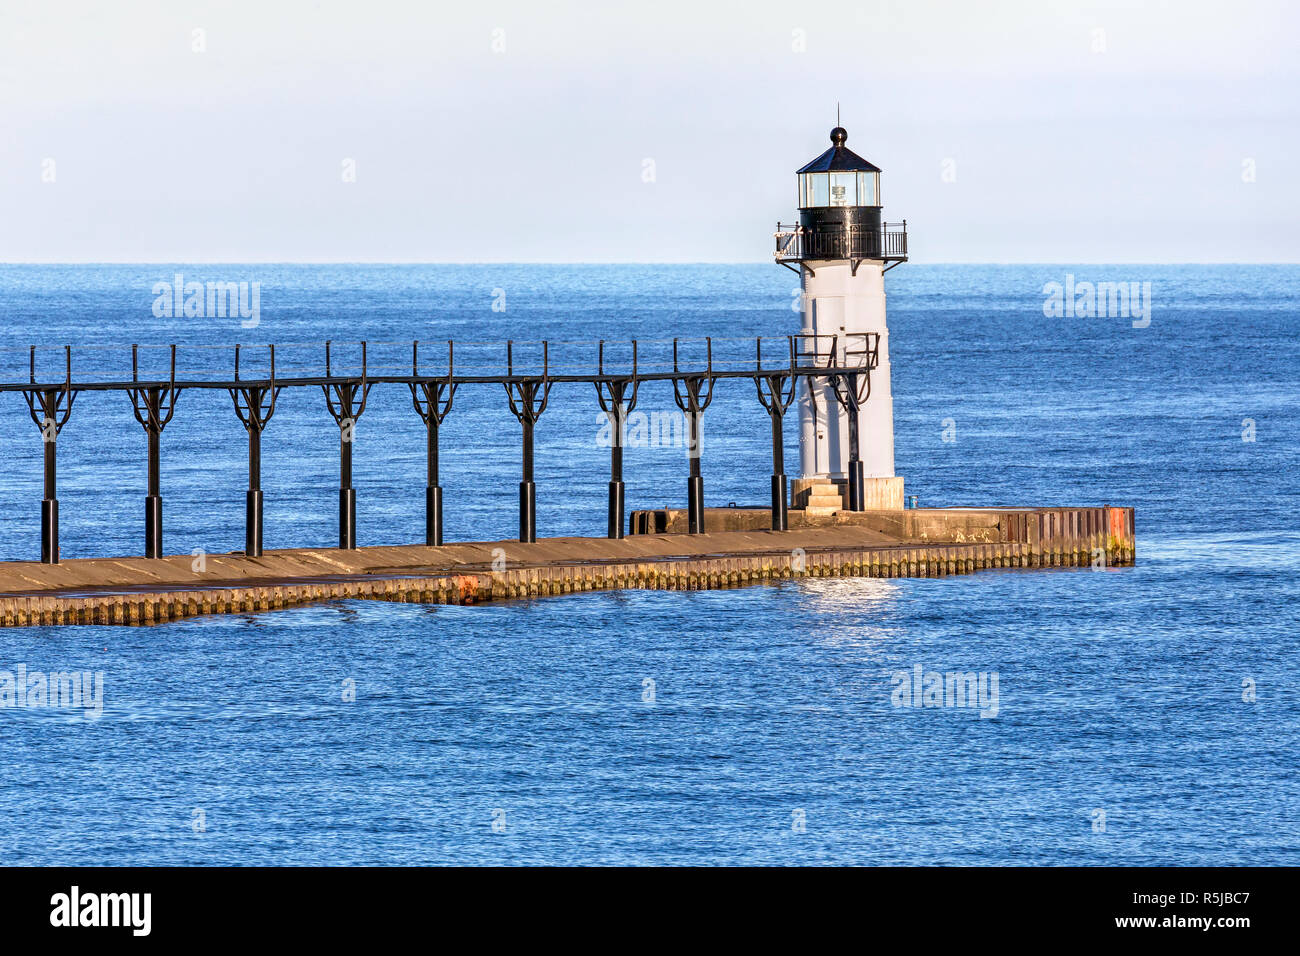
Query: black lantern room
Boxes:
[
  {"xmin": 798, "ymin": 126, "xmax": 881, "ymax": 226},
  {"xmin": 775, "ymin": 127, "xmax": 906, "ymax": 267}
]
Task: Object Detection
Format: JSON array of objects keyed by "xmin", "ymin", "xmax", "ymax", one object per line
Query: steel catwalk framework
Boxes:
[{"xmin": 7, "ymin": 335, "xmax": 878, "ymax": 563}]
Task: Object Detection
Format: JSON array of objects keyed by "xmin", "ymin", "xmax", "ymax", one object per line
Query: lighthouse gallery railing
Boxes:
[{"xmin": 774, "ymin": 221, "xmax": 908, "ymax": 262}]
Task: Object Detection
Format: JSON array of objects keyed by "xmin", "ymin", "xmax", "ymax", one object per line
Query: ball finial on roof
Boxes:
[{"xmin": 830, "ymin": 127, "xmax": 847, "ymax": 146}]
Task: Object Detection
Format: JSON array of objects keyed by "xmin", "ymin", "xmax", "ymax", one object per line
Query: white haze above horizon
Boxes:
[{"xmin": 1, "ymin": 0, "xmax": 1296, "ymax": 263}]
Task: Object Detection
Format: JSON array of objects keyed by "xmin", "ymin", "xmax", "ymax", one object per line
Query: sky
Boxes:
[{"xmin": 1, "ymin": 0, "xmax": 1296, "ymax": 262}]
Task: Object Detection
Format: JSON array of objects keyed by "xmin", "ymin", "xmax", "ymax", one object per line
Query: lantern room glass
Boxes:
[
  {"xmin": 799, "ymin": 170, "xmax": 880, "ymax": 208},
  {"xmin": 829, "ymin": 172, "xmax": 855, "ymax": 206},
  {"xmin": 858, "ymin": 171, "xmax": 879, "ymax": 205},
  {"xmin": 799, "ymin": 173, "xmax": 829, "ymax": 207}
]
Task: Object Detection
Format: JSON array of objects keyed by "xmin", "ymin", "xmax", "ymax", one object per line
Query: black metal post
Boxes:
[
  {"xmin": 756, "ymin": 340, "xmax": 797, "ymax": 533},
  {"xmin": 144, "ymin": 402, "xmax": 162, "ymax": 558},
  {"xmin": 230, "ymin": 346, "xmax": 280, "ymax": 559},
  {"xmin": 41, "ymin": 432, "xmax": 58, "ymax": 564},
  {"xmin": 520, "ymin": 414, "xmax": 536, "ymax": 543},
  {"xmin": 608, "ymin": 480, "xmax": 625, "ymax": 538},
  {"xmin": 595, "ymin": 344, "xmax": 640, "ymax": 540},
  {"xmin": 827, "ymin": 335, "xmax": 879, "ymax": 515},
  {"xmin": 339, "ymin": 429, "xmax": 356, "ymax": 550},
  {"xmin": 25, "ymin": 352, "xmax": 76, "ymax": 566},
  {"xmin": 686, "ymin": 411, "xmax": 704, "ymax": 534},
  {"xmin": 770, "ymin": 410, "xmax": 789, "ymax": 531},
  {"xmin": 24, "ymin": 350, "xmax": 77, "ymax": 564},
  {"xmin": 128, "ymin": 347, "xmax": 180, "ymax": 559},
  {"xmin": 608, "ymin": 414, "xmax": 625, "ymax": 539},
  {"xmin": 504, "ymin": 341, "xmax": 552, "ymax": 545},
  {"xmin": 426, "ymin": 419, "xmax": 443, "ymax": 546},
  {"xmin": 672, "ymin": 339, "xmax": 716, "ymax": 536},
  {"xmin": 246, "ymin": 425, "xmax": 263, "ymax": 557},
  {"xmin": 846, "ymin": 410, "xmax": 864, "ymax": 512},
  {"xmin": 410, "ymin": 341, "xmax": 456, "ymax": 548},
  {"xmin": 322, "ymin": 340, "xmax": 371, "ymax": 551}
]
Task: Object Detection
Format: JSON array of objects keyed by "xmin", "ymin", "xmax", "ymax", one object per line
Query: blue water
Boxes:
[{"xmin": 0, "ymin": 264, "xmax": 1296, "ymax": 865}]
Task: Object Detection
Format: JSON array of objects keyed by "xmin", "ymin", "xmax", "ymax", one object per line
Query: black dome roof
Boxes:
[{"xmin": 796, "ymin": 127, "xmax": 881, "ymax": 174}]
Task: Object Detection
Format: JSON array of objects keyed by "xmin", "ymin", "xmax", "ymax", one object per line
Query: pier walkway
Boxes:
[{"xmin": 0, "ymin": 506, "xmax": 1134, "ymax": 626}]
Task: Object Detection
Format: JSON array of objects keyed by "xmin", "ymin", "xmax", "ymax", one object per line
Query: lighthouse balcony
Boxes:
[{"xmin": 774, "ymin": 221, "xmax": 908, "ymax": 263}]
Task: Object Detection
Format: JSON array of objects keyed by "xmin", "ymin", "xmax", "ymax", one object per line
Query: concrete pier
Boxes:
[{"xmin": 0, "ymin": 506, "xmax": 1133, "ymax": 627}]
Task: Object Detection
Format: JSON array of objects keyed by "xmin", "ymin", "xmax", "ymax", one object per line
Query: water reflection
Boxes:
[
  {"xmin": 795, "ymin": 577, "xmax": 904, "ymax": 665},
  {"xmin": 798, "ymin": 576, "xmax": 902, "ymax": 616}
]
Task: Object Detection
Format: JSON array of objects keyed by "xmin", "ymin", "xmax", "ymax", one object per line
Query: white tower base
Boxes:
[{"xmin": 796, "ymin": 258, "xmax": 904, "ymax": 510}]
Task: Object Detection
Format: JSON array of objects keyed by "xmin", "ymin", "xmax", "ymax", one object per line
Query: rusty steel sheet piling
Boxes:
[{"xmin": 0, "ymin": 509, "xmax": 1134, "ymax": 627}]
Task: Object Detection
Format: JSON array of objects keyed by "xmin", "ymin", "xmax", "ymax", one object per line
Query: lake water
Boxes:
[{"xmin": 0, "ymin": 264, "xmax": 1296, "ymax": 864}]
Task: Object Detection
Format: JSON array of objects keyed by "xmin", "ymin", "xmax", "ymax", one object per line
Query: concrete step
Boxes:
[
  {"xmin": 805, "ymin": 506, "xmax": 839, "ymax": 516},
  {"xmin": 806, "ymin": 494, "xmax": 844, "ymax": 508}
]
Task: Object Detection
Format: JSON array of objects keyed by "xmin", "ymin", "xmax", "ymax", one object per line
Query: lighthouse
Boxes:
[{"xmin": 775, "ymin": 126, "xmax": 907, "ymax": 513}]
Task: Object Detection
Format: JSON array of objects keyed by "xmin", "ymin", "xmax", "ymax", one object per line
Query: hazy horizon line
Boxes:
[{"xmin": 3, "ymin": 260, "xmax": 1298, "ymax": 267}]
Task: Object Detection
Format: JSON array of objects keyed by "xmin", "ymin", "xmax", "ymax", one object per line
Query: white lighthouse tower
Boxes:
[{"xmin": 775, "ymin": 126, "xmax": 907, "ymax": 513}]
